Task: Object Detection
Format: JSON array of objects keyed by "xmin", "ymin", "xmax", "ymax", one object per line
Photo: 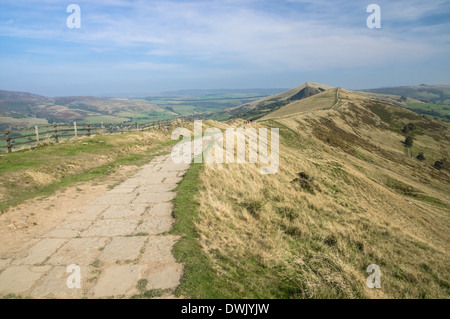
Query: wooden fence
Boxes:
[{"xmin": 0, "ymin": 117, "xmax": 197, "ymax": 154}]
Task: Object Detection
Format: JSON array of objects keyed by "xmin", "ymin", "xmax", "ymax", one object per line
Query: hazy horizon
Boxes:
[{"xmin": 1, "ymin": 0, "xmax": 449, "ymax": 96}]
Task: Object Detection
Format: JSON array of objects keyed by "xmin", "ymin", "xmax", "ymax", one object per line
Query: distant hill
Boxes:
[
  {"xmin": 214, "ymin": 83, "xmax": 450, "ymax": 123},
  {"xmin": 0, "ymin": 90, "xmax": 140, "ymax": 130},
  {"xmin": 0, "ymin": 90, "xmax": 199, "ymax": 131},
  {"xmin": 0, "ymin": 88, "xmax": 284, "ymax": 131},
  {"xmin": 261, "ymin": 88, "xmax": 339, "ymax": 120},
  {"xmin": 354, "ymin": 91, "xmax": 424, "ymax": 107},
  {"xmin": 192, "ymin": 84, "xmax": 450, "ymax": 299},
  {"xmin": 146, "ymin": 88, "xmax": 287, "ymax": 98},
  {"xmin": 359, "ymin": 85, "xmax": 450, "ymax": 104},
  {"xmin": 215, "ymin": 82, "xmax": 333, "ymax": 120}
]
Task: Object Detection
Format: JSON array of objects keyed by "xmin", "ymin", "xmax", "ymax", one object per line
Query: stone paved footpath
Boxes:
[{"xmin": 0, "ymin": 154, "xmax": 191, "ymax": 298}]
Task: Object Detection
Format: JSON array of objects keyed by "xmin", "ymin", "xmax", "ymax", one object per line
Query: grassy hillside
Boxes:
[
  {"xmin": 261, "ymin": 88, "xmax": 339, "ymax": 120},
  {"xmin": 355, "ymin": 91, "xmax": 424, "ymax": 107},
  {"xmin": 172, "ymin": 90, "xmax": 449, "ymax": 298},
  {"xmin": 404, "ymin": 103, "xmax": 450, "ymax": 122},
  {"xmin": 0, "ymin": 125, "xmax": 188, "ymax": 213},
  {"xmin": 357, "ymin": 86, "xmax": 450, "ymax": 122},
  {"xmin": 360, "ymin": 85, "xmax": 450, "ymax": 104},
  {"xmin": 0, "ymin": 89, "xmax": 281, "ymax": 131},
  {"xmin": 215, "ymin": 82, "xmax": 333, "ymax": 121},
  {"xmin": 1, "ymin": 86, "xmax": 448, "ymax": 298}
]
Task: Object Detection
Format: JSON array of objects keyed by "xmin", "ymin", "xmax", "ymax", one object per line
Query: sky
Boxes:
[{"xmin": 0, "ymin": 0, "xmax": 449, "ymax": 97}]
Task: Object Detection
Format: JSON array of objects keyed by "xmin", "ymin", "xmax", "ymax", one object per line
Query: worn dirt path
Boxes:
[
  {"xmin": 0, "ymin": 129, "xmax": 223, "ymax": 299},
  {"xmin": 0, "ymin": 153, "xmax": 191, "ymax": 298}
]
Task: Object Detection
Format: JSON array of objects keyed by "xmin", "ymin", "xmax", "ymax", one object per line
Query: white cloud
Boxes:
[{"xmin": 0, "ymin": 0, "xmax": 449, "ymax": 94}]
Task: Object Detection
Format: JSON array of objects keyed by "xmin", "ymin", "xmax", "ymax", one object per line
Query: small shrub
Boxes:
[
  {"xmin": 324, "ymin": 234, "xmax": 338, "ymax": 247},
  {"xmin": 241, "ymin": 199, "xmax": 265, "ymax": 218},
  {"xmin": 433, "ymin": 158, "xmax": 447, "ymax": 170},
  {"xmin": 292, "ymin": 172, "xmax": 315, "ymax": 194},
  {"xmin": 416, "ymin": 152, "xmax": 425, "ymax": 161},
  {"xmin": 136, "ymin": 279, "xmax": 148, "ymax": 293},
  {"xmin": 281, "ymin": 224, "xmax": 302, "ymax": 238},
  {"xmin": 404, "ymin": 136, "xmax": 413, "ymax": 147},
  {"xmin": 402, "ymin": 123, "xmax": 415, "ymax": 134}
]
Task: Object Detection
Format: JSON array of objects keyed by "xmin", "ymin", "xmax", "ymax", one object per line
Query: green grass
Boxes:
[
  {"xmin": 0, "ymin": 132, "xmax": 177, "ymax": 213},
  {"xmin": 83, "ymin": 115, "xmax": 129, "ymax": 123},
  {"xmin": 385, "ymin": 178, "xmax": 448, "ymax": 209},
  {"xmin": 171, "ymin": 161, "xmax": 316, "ymax": 299},
  {"xmin": 264, "ymin": 120, "xmax": 305, "ymax": 150},
  {"xmin": 170, "ymin": 162, "xmax": 227, "ymax": 298},
  {"xmin": 405, "ymin": 103, "xmax": 450, "ymax": 122},
  {"xmin": 131, "ymin": 279, "xmax": 172, "ymax": 299},
  {"xmin": 2, "ymin": 293, "xmax": 30, "ymax": 299},
  {"xmin": 365, "ymin": 102, "xmax": 394, "ymax": 125}
]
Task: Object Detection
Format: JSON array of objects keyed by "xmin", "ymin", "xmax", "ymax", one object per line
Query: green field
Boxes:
[
  {"xmin": 405, "ymin": 103, "xmax": 450, "ymax": 122},
  {"xmin": 0, "ymin": 90, "xmax": 279, "ymax": 131}
]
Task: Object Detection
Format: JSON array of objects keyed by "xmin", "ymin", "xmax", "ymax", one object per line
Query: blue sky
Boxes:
[{"xmin": 0, "ymin": 0, "xmax": 449, "ymax": 96}]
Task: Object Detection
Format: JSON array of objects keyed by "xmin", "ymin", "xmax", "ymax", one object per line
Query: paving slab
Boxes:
[
  {"xmin": 0, "ymin": 266, "xmax": 51, "ymax": 296},
  {"xmin": 43, "ymin": 229, "xmax": 80, "ymax": 238},
  {"xmin": 138, "ymin": 184, "xmax": 177, "ymax": 193},
  {"xmin": 146, "ymin": 264, "xmax": 183, "ymax": 290},
  {"xmin": 140, "ymin": 236, "xmax": 179, "ymax": 263},
  {"xmin": 101, "ymin": 204, "xmax": 149, "ymax": 219},
  {"xmin": 136, "ymin": 217, "xmax": 173, "ymax": 235},
  {"xmin": 80, "ymin": 219, "xmax": 139, "ymax": 237},
  {"xmin": 12, "ymin": 238, "xmax": 67, "ymax": 266},
  {"xmin": 80, "ymin": 205, "xmax": 108, "ymax": 221},
  {"xmin": 157, "ymin": 162, "xmax": 190, "ymax": 173},
  {"xmin": 98, "ymin": 237, "xmax": 147, "ymax": 262},
  {"xmin": 91, "ymin": 193, "xmax": 137, "ymax": 206},
  {"xmin": 132, "ymin": 192, "xmax": 176, "ymax": 204},
  {"xmin": 0, "ymin": 143, "xmax": 220, "ymax": 298},
  {"xmin": 29, "ymin": 265, "xmax": 87, "ymax": 299},
  {"xmin": 145, "ymin": 202, "xmax": 174, "ymax": 217},
  {"xmin": 107, "ymin": 186, "xmax": 137, "ymax": 194},
  {"xmin": 0, "ymin": 259, "xmax": 12, "ymax": 270},
  {"xmin": 130, "ymin": 174, "xmax": 182, "ymax": 185},
  {"xmin": 48, "ymin": 237, "xmax": 108, "ymax": 266},
  {"xmin": 58, "ymin": 219, "xmax": 94, "ymax": 231},
  {"xmin": 93, "ymin": 265, "xmax": 145, "ymax": 297}
]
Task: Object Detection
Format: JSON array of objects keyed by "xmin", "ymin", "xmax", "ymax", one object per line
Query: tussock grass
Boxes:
[
  {"xmin": 261, "ymin": 88, "xmax": 337, "ymax": 120},
  {"xmin": 173, "ymin": 93, "xmax": 449, "ymax": 298}
]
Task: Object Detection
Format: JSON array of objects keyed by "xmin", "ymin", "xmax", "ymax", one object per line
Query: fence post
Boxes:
[
  {"xmin": 35, "ymin": 126, "xmax": 40, "ymax": 145},
  {"xmin": 101, "ymin": 121, "xmax": 104, "ymax": 134},
  {"xmin": 88, "ymin": 123, "xmax": 91, "ymax": 136},
  {"xmin": 109, "ymin": 123, "xmax": 113, "ymax": 134},
  {"xmin": 53, "ymin": 123, "xmax": 59, "ymax": 143},
  {"xmin": 136, "ymin": 122, "xmax": 139, "ymax": 130},
  {"xmin": 120, "ymin": 122, "xmax": 124, "ymax": 134},
  {"xmin": 74, "ymin": 122, "xmax": 78, "ymax": 138},
  {"xmin": 5, "ymin": 130, "xmax": 12, "ymax": 153}
]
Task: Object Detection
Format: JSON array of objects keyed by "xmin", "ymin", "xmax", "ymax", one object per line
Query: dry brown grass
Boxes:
[
  {"xmin": 190, "ymin": 94, "xmax": 450, "ymax": 298},
  {"xmin": 261, "ymin": 89, "xmax": 338, "ymax": 120}
]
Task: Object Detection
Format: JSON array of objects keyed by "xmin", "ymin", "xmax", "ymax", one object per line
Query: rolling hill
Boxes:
[
  {"xmin": 359, "ymin": 85, "xmax": 450, "ymax": 104},
  {"xmin": 215, "ymin": 82, "xmax": 333, "ymax": 120},
  {"xmin": 0, "ymin": 90, "xmax": 178, "ymax": 130},
  {"xmin": 173, "ymin": 84, "xmax": 450, "ymax": 298},
  {"xmin": 0, "ymin": 82, "xmax": 449, "ymax": 299},
  {"xmin": 213, "ymin": 83, "xmax": 450, "ymax": 123},
  {"xmin": 358, "ymin": 85, "xmax": 450, "ymax": 122},
  {"xmin": 0, "ymin": 89, "xmax": 285, "ymax": 131}
]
